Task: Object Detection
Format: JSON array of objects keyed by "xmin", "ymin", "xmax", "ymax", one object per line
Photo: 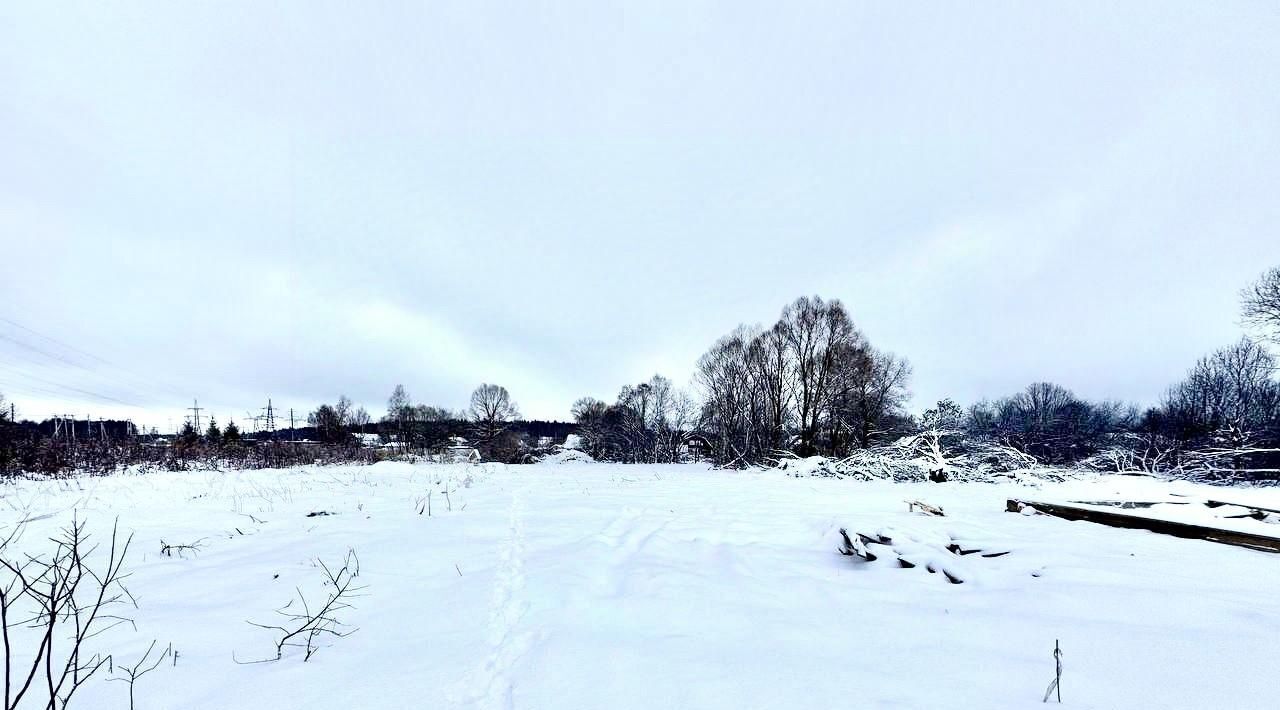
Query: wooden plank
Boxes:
[
  {"xmin": 1206, "ymin": 499, "xmax": 1280, "ymax": 516},
  {"xmin": 1007, "ymin": 499, "xmax": 1280, "ymax": 554}
]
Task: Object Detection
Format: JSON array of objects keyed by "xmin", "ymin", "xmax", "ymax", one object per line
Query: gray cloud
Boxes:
[{"xmin": 2, "ymin": 2, "xmax": 1278, "ymax": 430}]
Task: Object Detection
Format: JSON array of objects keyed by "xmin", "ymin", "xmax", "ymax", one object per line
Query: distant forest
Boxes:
[{"xmin": 2, "ymin": 267, "xmax": 1279, "ymax": 481}]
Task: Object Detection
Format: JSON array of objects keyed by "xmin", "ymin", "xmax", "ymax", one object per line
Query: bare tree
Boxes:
[
  {"xmin": 668, "ymin": 388, "xmax": 698, "ymax": 461},
  {"xmin": 334, "ymin": 396, "xmax": 353, "ymax": 426},
  {"xmin": 746, "ymin": 323, "xmax": 793, "ymax": 454},
  {"xmin": 383, "ymin": 385, "xmax": 412, "ymax": 445},
  {"xmin": 968, "ymin": 382, "xmax": 1128, "ymax": 464},
  {"xmin": 349, "ymin": 406, "xmax": 371, "ymax": 434},
  {"xmin": 1164, "ymin": 337, "xmax": 1279, "ymax": 460},
  {"xmin": 613, "ymin": 375, "xmax": 679, "ymax": 462},
  {"xmin": 1242, "ymin": 266, "xmax": 1280, "ymax": 343},
  {"xmin": 831, "ymin": 347, "xmax": 912, "ymax": 450},
  {"xmin": 779, "ymin": 296, "xmax": 865, "ymax": 453},
  {"xmin": 0, "ymin": 392, "xmax": 14, "ymax": 474},
  {"xmin": 696, "ymin": 325, "xmax": 761, "ymax": 465},
  {"xmin": 922, "ymin": 399, "xmax": 965, "ymax": 432},
  {"xmin": 571, "ymin": 397, "xmax": 608, "ymax": 458},
  {"xmin": 307, "ymin": 403, "xmax": 349, "ymax": 445},
  {"xmin": 469, "ymin": 384, "xmax": 519, "ymax": 443}
]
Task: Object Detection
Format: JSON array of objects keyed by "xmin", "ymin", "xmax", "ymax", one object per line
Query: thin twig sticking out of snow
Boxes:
[
  {"xmin": 1043, "ymin": 640, "xmax": 1062, "ymax": 703},
  {"xmin": 109, "ymin": 640, "xmax": 171, "ymax": 710}
]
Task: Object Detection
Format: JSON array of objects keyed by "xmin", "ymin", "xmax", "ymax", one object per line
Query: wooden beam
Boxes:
[
  {"xmin": 1007, "ymin": 499, "xmax": 1280, "ymax": 554},
  {"xmin": 1206, "ymin": 499, "xmax": 1280, "ymax": 516}
]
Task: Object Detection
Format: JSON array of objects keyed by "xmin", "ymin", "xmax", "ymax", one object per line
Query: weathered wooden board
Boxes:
[
  {"xmin": 1206, "ymin": 499, "xmax": 1280, "ymax": 516},
  {"xmin": 1007, "ymin": 499, "xmax": 1280, "ymax": 554}
]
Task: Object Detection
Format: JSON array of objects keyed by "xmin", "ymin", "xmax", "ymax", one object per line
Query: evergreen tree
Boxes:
[
  {"xmin": 206, "ymin": 417, "xmax": 222, "ymax": 444},
  {"xmin": 176, "ymin": 421, "xmax": 200, "ymax": 449},
  {"xmin": 223, "ymin": 420, "xmax": 241, "ymax": 445}
]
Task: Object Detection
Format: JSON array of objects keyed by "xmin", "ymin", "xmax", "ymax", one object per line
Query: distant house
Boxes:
[
  {"xmin": 143, "ymin": 436, "xmax": 173, "ymax": 449},
  {"xmin": 681, "ymin": 433, "xmax": 713, "ymax": 461},
  {"xmin": 441, "ymin": 436, "xmax": 481, "ymax": 463}
]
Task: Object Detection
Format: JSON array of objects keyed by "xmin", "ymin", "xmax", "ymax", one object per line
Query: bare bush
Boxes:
[
  {"xmin": 158, "ymin": 540, "xmax": 205, "ymax": 559},
  {"xmin": 0, "ymin": 517, "xmax": 135, "ymax": 709},
  {"xmin": 239, "ymin": 549, "xmax": 364, "ymax": 663}
]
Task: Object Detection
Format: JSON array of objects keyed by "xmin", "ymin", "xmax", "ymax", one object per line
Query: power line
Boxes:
[
  {"xmin": 0, "ymin": 336, "xmax": 166, "ymax": 403},
  {"xmin": 0, "ymin": 362, "xmax": 140, "ymax": 408},
  {"xmin": 0, "ymin": 316, "xmax": 192, "ymax": 402},
  {"xmin": 0, "ymin": 316, "xmax": 117, "ymax": 366},
  {"xmin": 0, "ymin": 376, "xmax": 90, "ymax": 402}
]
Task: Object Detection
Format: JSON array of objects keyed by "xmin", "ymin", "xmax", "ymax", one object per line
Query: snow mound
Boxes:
[
  {"xmin": 537, "ymin": 448, "xmax": 595, "ymax": 464},
  {"xmin": 775, "ymin": 456, "xmax": 839, "ymax": 477}
]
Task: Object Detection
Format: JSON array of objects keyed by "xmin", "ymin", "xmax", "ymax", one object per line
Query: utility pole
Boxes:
[
  {"xmin": 65, "ymin": 414, "xmax": 77, "ymax": 462},
  {"xmin": 188, "ymin": 399, "xmax": 203, "ymax": 432},
  {"xmin": 289, "ymin": 408, "xmax": 296, "ymax": 442}
]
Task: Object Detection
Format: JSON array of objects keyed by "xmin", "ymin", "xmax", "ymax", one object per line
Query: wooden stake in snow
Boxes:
[{"xmin": 1043, "ymin": 640, "xmax": 1062, "ymax": 703}]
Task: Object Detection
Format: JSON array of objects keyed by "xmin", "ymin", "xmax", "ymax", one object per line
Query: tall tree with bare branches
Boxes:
[
  {"xmin": 469, "ymin": 384, "xmax": 519, "ymax": 443},
  {"xmin": 779, "ymin": 295, "xmax": 865, "ymax": 453},
  {"xmin": 1242, "ymin": 266, "xmax": 1280, "ymax": 343}
]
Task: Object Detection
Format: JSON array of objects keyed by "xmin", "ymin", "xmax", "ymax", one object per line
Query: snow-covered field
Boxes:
[{"xmin": 1, "ymin": 462, "xmax": 1277, "ymax": 709}]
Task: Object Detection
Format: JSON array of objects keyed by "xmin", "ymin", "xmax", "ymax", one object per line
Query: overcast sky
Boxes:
[{"xmin": 2, "ymin": 2, "xmax": 1279, "ymax": 431}]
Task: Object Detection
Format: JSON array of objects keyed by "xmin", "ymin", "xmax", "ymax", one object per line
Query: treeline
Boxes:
[
  {"xmin": 565, "ymin": 296, "xmax": 914, "ymax": 466},
  {"xmin": 4, "ymin": 267, "xmax": 1279, "ymax": 479},
  {"xmin": 924, "ymin": 336, "xmax": 1280, "ymax": 478},
  {"xmin": 164, "ymin": 382, "xmax": 572, "ymax": 465},
  {"xmin": 570, "ymin": 271, "xmax": 1280, "ymax": 480},
  {"xmin": 366, "ymin": 382, "xmax": 570, "ymax": 461},
  {"xmin": 569, "ymin": 375, "xmax": 699, "ymax": 463},
  {"xmin": 662, "ymin": 268, "xmax": 1280, "ymax": 479},
  {"xmin": 0, "ymin": 382, "xmax": 574, "ymax": 475}
]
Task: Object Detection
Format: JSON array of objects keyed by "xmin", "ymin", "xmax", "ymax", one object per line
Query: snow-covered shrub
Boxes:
[
  {"xmin": 775, "ymin": 432, "xmax": 1066, "ymax": 483},
  {"xmin": 536, "ymin": 448, "xmax": 595, "ymax": 465}
]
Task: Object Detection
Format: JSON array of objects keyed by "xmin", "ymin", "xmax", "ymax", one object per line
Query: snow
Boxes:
[{"xmin": 1, "ymin": 463, "xmax": 1277, "ymax": 709}]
